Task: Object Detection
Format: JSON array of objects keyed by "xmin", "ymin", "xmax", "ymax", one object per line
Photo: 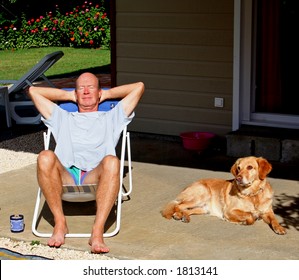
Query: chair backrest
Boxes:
[{"xmin": 8, "ymin": 51, "xmax": 64, "ymax": 93}]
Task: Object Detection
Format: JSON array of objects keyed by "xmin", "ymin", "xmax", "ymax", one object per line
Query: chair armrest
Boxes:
[{"xmin": 0, "ymin": 80, "xmax": 18, "ymax": 85}]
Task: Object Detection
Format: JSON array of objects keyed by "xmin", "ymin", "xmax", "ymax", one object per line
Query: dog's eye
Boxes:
[{"xmin": 247, "ymin": 165, "xmax": 253, "ymax": 170}]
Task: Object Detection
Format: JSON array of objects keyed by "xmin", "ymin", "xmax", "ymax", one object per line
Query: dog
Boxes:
[{"xmin": 161, "ymin": 156, "xmax": 286, "ymax": 235}]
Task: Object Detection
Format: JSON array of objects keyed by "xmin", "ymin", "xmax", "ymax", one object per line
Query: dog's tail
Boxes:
[{"xmin": 160, "ymin": 200, "xmax": 179, "ymax": 219}]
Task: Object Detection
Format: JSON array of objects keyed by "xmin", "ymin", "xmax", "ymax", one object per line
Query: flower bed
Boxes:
[{"xmin": 0, "ymin": 1, "xmax": 110, "ymax": 50}]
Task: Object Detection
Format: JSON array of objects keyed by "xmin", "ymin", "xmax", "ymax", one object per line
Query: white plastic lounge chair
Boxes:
[
  {"xmin": 32, "ymin": 99, "xmax": 133, "ymax": 238},
  {"xmin": 0, "ymin": 51, "xmax": 64, "ymax": 126}
]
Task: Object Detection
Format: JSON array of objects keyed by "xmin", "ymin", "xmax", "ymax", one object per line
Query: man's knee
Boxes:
[
  {"xmin": 37, "ymin": 150, "xmax": 57, "ymax": 169},
  {"xmin": 101, "ymin": 155, "xmax": 120, "ymax": 174}
]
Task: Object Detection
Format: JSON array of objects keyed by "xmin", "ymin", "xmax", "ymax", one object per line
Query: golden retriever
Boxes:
[{"xmin": 161, "ymin": 156, "xmax": 286, "ymax": 234}]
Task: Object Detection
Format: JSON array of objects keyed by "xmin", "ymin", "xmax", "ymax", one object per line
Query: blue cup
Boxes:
[{"xmin": 10, "ymin": 214, "xmax": 24, "ymax": 233}]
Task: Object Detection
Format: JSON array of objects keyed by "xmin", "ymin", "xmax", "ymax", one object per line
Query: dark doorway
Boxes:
[{"xmin": 255, "ymin": 0, "xmax": 299, "ymax": 115}]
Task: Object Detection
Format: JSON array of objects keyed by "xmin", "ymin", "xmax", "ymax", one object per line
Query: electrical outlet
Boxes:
[{"xmin": 214, "ymin": 97, "xmax": 224, "ymax": 108}]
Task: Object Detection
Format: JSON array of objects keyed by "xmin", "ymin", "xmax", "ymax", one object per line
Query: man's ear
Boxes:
[
  {"xmin": 74, "ymin": 91, "xmax": 78, "ymax": 102},
  {"xmin": 99, "ymin": 88, "xmax": 106, "ymax": 102}
]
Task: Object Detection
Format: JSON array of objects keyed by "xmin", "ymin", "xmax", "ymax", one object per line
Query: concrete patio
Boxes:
[{"xmin": 0, "ymin": 131, "xmax": 298, "ymax": 260}]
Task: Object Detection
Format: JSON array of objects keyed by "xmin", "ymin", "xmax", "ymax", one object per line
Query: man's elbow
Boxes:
[
  {"xmin": 136, "ymin": 82, "xmax": 145, "ymax": 96},
  {"xmin": 27, "ymin": 86, "xmax": 35, "ymax": 98}
]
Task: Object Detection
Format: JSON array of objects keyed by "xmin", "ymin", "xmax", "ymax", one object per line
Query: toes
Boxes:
[
  {"xmin": 181, "ymin": 216, "xmax": 190, "ymax": 223},
  {"xmin": 173, "ymin": 215, "xmax": 181, "ymax": 221},
  {"xmin": 172, "ymin": 212, "xmax": 190, "ymax": 223},
  {"xmin": 91, "ymin": 245, "xmax": 110, "ymax": 254},
  {"xmin": 48, "ymin": 240, "xmax": 63, "ymax": 248},
  {"xmin": 274, "ymin": 226, "xmax": 287, "ymax": 235},
  {"xmin": 89, "ymin": 237, "xmax": 110, "ymax": 254}
]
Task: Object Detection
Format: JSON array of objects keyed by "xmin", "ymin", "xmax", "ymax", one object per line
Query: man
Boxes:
[{"xmin": 29, "ymin": 72, "xmax": 144, "ymax": 253}]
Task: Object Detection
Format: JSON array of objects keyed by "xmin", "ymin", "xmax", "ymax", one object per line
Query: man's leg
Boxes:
[
  {"xmin": 37, "ymin": 150, "xmax": 73, "ymax": 247},
  {"xmin": 84, "ymin": 155, "xmax": 120, "ymax": 253}
]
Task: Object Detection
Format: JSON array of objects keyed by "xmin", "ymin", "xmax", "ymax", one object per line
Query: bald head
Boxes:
[{"xmin": 76, "ymin": 72, "xmax": 101, "ymax": 90}]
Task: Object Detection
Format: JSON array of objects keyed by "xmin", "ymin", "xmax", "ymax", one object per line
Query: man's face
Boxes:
[{"xmin": 75, "ymin": 74, "xmax": 100, "ymax": 112}]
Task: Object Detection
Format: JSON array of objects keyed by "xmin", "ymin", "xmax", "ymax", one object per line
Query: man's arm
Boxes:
[
  {"xmin": 28, "ymin": 86, "xmax": 76, "ymax": 119},
  {"xmin": 101, "ymin": 82, "xmax": 145, "ymax": 116}
]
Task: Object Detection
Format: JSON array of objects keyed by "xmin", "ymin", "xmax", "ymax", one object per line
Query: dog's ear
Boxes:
[
  {"xmin": 257, "ymin": 157, "xmax": 272, "ymax": 179},
  {"xmin": 230, "ymin": 160, "xmax": 239, "ymax": 176}
]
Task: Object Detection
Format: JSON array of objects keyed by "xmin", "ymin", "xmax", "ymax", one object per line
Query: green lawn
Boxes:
[{"xmin": 0, "ymin": 47, "xmax": 111, "ymax": 80}]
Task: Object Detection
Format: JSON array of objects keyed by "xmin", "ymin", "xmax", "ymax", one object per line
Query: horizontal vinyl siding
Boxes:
[
  {"xmin": 116, "ymin": 0, "xmax": 233, "ymax": 13},
  {"xmin": 117, "ymin": 44, "xmax": 232, "ymax": 62},
  {"xmin": 130, "ymin": 119, "xmax": 231, "ymax": 136},
  {"xmin": 116, "ymin": 0, "xmax": 234, "ymax": 136},
  {"xmin": 117, "ymin": 13, "xmax": 232, "ymax": 30},
  {"xmin": 136, "ymin": 104, "xmax": 231, "ymax": 125},
  {"xmin": 140, "ymin": 89, "xmax": 232, "ymax": 109},
  {"xmin": 117, "ymin": 58, "xmax": 232, "ymax": 78},
  {"xmin": 117, "ymin": 29, "xmax": 233, "ymax": 46}
]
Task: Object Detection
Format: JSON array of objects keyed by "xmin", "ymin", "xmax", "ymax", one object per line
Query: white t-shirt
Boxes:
[{"xmin": 43, "ymin": 101, "xmax": 134, "ymax": 171}]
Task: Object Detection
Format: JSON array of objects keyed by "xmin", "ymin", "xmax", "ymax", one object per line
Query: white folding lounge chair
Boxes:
[
  {"xmin": 0, "ymin": 51, "xmax": 64, "ymax": 126},
  {"xmin": 32, "ymin": 99, "xmax": 133, "ymax": 238}
]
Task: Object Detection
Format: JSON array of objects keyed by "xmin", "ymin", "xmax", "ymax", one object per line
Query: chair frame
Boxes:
[
  {"xmin": 0, "ymin": 51, "xmax": 64, "ymax": 126},
  {"xmin": 0, "ymin": 86, "xmax": 10, "ymax": 127},
  {"xmin": 31, "ymin": 101, "xmax": 133, "ymax": 238}
]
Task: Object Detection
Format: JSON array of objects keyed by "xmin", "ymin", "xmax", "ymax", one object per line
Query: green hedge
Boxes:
[{"xmin": 0, "ymin": 1, "xmax": 110, "ymax": 50}]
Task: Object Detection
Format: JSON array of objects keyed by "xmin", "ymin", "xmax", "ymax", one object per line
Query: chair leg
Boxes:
[
  {"xmin": 127, "ymin": 132, "xmax": 133, "ymax": 195},
  {"xmin": 0, "ymin": 87, "xmax": 12, "ymax": 127},
  {"xmin": 31, "ymin": 188, "xmax": 51, "ymax": 238},
  {"xmin": 122, "ymin": 132, "xmax": 133, "ymax": 196}
]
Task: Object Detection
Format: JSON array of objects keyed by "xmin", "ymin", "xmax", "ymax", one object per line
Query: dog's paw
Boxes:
[
  {"xmin": 172, "ymin": 212, "xmax": 190, "ymax": 223},
  {"xmin": 181, "ymin": 215, "xmax": 190, "ymax": 223},
  {"xmin": 172, "ymin": 212, "xmax": 183, "ymax": 221},
  {"xmin": 160, "ymin": 211, "xmax": 173, "ymax": 219},
  {"xmin": 273, "ymin": 225, "xmax": 287, "ymax": 235}
]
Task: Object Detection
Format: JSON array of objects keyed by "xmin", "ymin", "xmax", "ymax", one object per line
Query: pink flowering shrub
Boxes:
[{"xmin": 0, "ymin": 1, "xmax": 110, "ymax": 50}]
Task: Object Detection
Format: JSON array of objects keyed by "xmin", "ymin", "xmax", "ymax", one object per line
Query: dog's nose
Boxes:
[{"xmin": 236, "ymin": 176, "xmax": 242, "ymax": 182}]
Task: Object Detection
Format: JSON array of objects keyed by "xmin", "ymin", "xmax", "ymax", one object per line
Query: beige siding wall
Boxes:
[{"xmin": 116, "ymin": 0, "xmax": 234, "ymax": 136}]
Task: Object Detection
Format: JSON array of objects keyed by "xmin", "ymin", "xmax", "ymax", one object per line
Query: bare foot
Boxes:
[
  {"xmin": 89, "ymin": 236, "xmax": 109, "ymax": 253},
  {"xmin": 48, "ymin": 224, "xmax": 68, "ymax": 248}
]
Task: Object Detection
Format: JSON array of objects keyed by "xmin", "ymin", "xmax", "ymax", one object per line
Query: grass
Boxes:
[{"xmin": 0, "ymin": 47, "xmax": 111, "ymax": 80}]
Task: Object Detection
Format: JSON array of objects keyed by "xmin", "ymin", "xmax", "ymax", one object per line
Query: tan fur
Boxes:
[{"xmin": 161, "ymin": 156, "xmax": 286, "ymax": 235}]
